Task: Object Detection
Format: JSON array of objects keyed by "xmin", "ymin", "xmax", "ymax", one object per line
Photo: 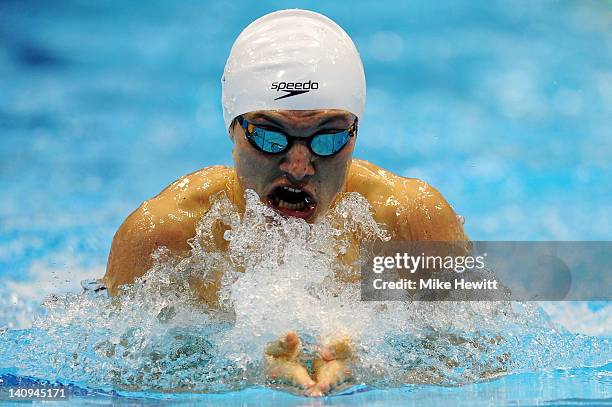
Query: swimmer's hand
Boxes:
[
  {"xmin": 264, "ymin": 331, "xmax": 316, "ymax": 393},
  {"xmin": 307, "ymin": 336, "xmax": 353, "ymax": 397}
]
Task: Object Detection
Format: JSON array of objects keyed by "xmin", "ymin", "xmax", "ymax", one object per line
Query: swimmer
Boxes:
[{"xmin": 102, "ymin": 9, "xmax": 468, "ymax": 396}]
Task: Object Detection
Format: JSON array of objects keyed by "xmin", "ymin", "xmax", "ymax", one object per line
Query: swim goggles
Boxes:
[{"xmin": 237, "ymin": 115, "xmax": 357, "ymax": 157}]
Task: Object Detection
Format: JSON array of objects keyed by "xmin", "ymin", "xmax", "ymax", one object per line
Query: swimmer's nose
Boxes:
[{"xmin": 279, "ymin": 142, "xmax": 315, "ymax": 181}]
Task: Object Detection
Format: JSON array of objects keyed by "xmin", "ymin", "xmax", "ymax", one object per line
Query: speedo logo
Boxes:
[{"xmin": 271, "ymin": 80, "xmax": 319, "ymax": 100}]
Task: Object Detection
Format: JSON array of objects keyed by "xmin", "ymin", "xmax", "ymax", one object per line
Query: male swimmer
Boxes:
[{"xmin": 102, "ymin": 9, "xmax": 467, "ymax": 397}]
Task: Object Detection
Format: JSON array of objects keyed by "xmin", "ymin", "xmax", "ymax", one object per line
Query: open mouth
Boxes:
[{"xmin": 268, "ymin": 186, "xmax": 317, "ymax": 220}]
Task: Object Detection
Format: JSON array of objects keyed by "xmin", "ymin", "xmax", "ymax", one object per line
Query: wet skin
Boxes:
[{"xmin": 102, "ymin": 109, "xmax": 468, "ymax": 396}]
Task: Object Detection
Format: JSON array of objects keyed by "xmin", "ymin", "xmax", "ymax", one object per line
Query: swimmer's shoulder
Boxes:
[
  {"xmin": 346, "ymin": 159, "xmax": 467, "ymax": 241},
  {"xmin": 127, "ymin": 165, "xmax": 238, "ymax": 229},
  {"xmin": 125, "ymin": 165, "xmax": 239, "ymax": 244},
  {"xmin": 155, "ymin": 165, "xmax": 239, "ymax": 210},
  {"xmin": 345, "ymin": 158, "xmax": 424, "ymax": 204}
]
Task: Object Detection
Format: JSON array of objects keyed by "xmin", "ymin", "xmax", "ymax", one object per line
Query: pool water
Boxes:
[
  {"xmin": 0, "ymin": 0, "xmax": 610, "ymax": 405},
  {"xmin": 1, "ymin": 363, "xmax": 611, "ymax": 406}
]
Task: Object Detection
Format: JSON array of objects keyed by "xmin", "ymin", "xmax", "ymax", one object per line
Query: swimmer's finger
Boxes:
[
  {"xmin": 319, "ymin": 336, "xmax": 352, "ymax": 361},
  {"xmin": 306, "ymin": 386, "xmax": 324, "ymax": 397},
  {"xmin": 265, "ymin": 331, "xmax": 301, "ymax": 358}
]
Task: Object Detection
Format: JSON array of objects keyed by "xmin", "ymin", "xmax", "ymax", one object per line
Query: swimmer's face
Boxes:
[{"xmin": 231, "ymin": 109, "xmax": 357, "ymax": 222}]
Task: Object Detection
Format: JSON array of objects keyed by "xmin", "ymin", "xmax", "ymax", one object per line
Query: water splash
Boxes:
[{"xmin": 0, "ymin": 191, "xmax": 609, "ymax": 392}]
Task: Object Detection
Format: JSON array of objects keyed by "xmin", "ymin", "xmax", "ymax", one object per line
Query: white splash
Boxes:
[{"xmin": 0, "ymin": 191, "xmax": 609, "ymax": 392}]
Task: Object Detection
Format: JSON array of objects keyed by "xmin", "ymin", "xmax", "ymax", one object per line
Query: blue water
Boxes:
[{"xmin": 0, "ymin": 0, "xmax": 610, "ymax": 405}]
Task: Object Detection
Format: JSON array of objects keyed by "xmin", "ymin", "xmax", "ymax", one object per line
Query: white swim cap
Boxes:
[{"xmin": 221, "ymin": 9, "xmax": 366, "ymax": 131}]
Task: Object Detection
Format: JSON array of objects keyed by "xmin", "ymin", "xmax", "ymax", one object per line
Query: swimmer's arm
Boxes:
[
  {"xmin": 347, "ymin": 160, "xmax": 467, "ymax": 242},
  {"xmin": 103, "ymin": 200, "xmax": 193, "ymax": 296},
  {"xmin": 102, "ymin": 167, "xmax": 237, "ymax": 299},
  {"xmin": 397, "ymin": 180, "xmax": 469, "ymax": 242}
]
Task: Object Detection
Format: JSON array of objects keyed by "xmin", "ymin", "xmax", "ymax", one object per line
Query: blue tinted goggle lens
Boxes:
[
  {"xmin": 249, "ymin": 126, "xmax": 288, "ymax": 153},
  {"xmin": 240, "ymin": 117, "xmax": 356, "ymax": 157},
  {"xmin": 310, "ymin": 131, "xmax": 351, "ymax": 156}
]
